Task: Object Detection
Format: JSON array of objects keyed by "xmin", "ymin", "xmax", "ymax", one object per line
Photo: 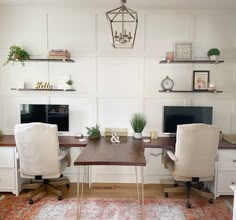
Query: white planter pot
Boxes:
[
  {"xmin": 209, "ymin": 55, "xmax": 219, "ymax": 61},
  {"xmin": 64, "ymin": 84, "xmax": 72, "ymax": 91},
  {"xmin": 134, "ymin": 132, "xmax": 142, "ymax": 139}
]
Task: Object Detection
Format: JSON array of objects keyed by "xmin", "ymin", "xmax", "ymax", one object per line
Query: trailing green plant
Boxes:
[
  {"xmin": 130, "ymin": 113, "xmax": 147, "ymax": 133},
  {"xmin": 207, "ymin": 48, "xmax": 220, "ymax": 57},
  {"xmin": 66, "ymin": 79, "xmax": 73, "ymax": 85},
  {"xmin": 86, "ymin": 124, "xmax": 101, "ymax": 138},
  {"xmin": 4, "ymin": 45, "xmax": 30, "ymax": 66}
]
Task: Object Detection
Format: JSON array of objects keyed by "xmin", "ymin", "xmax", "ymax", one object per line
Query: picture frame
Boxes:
[
  {"xmin": 193, "ymin": 70, "xmax": 210, "ymax": 91},
  {"xmin": 174, "ymin": 41, "xmax": 192, "ymax": 60}
]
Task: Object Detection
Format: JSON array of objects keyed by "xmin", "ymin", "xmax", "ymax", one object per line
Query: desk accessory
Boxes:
[
  {"xmin": 223, "ymin": 133, "xmax": 236, "ymax": 144},
  {"xmin": 110, "ymin": 132, "xmax": 120, "ymax": 144},
  {"xmin": 74, "ymin": 133, "xmax": 83, "ymax": 138}
]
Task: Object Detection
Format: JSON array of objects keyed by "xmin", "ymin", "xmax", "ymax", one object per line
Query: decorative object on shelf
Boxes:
[
  {"xmin": 110, "ymin": 132, "xmax": 120, "ymax": 144},
  {"xmin": 130, "ymin": 113, "xmax": 147, "ymax": 139},
  {"xmin": 16, "ymin": 81, "xmax": 25, "ymax": 90},
  {"xmin": 48, "ymin": 49, "xmax": 71, "ymax": 60},
  {"xmin": 86, "ymin": 124, "xmax": 101, "ymax": 139},
  {"xmin": 4, "ymin": 45, "xmax": 30, "ymax": 66},
  {"xmin": 166, "ymin": 51, "xmax": 174, "ymax": 62},
  {"xmin": 35, "ymin": 82, "xmax": 53, "ymax": 90},
  {"xmin": 208, "ymin": 82, "xmax": 216, "ymax": 92},
  {"xmin": 161, "ymin": 76, "xmax": 174, "ymax": 91},
  {"xmin": 104, "ymin": 128, "xmax": 128, "ymax": 140},
  {"xmin": 174, "ymin": 42, "xmax": 192, "ymax": 60},
  {"xmin": 106, "ymin": 0, "xmax": 138, "ymax": 49},
  {"xmin": 207, "ymin": 48, "xmax": 220, "ymax": 62},
  {"xmin": 193, "ymin": 70, "xmax": 209, "ymax": 91}
]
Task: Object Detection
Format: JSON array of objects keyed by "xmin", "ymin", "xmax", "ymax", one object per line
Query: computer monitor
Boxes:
[
  {"xmin": 163, "ymin": 106, "xmax": 213, "ymax": 134},
  {"xmin": 20, "ymin": 104, "xmax": 69, "ymax": 132}
]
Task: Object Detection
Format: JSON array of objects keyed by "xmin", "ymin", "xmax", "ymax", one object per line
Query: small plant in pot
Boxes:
[
  {"xmin": 207, "ymin": 48, "xmax": 220, "ymax": 61},
  {"xmin": 4, "ymin": 45, "xmax": 30, "ymax": 66},
  {"xmin": 86, "ymin": 124, "xmax": 101, "ymax": 139},
  {"xmin": 130, "ymin": 113, "xmax": 147, "ymax": 139},
  {"xmin": 65, "ymin": 79, "xmax": 73, "ymax": 90}
]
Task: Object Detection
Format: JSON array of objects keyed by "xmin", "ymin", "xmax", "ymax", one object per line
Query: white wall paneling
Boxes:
[{"xmin": 1, "ymin": 7, "xmax": 236, "ymax": 183}]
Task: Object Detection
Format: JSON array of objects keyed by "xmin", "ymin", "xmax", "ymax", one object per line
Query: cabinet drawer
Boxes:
[
  {"xmin": 217, "ymin": 171, "xmax": 236, "ymax": 193},
  {"xmin": 218, "ymin": 150, "xmax": 236, "ymax": 171},
  {"xmin": 0, "ymin": 169, "xmax": 15, "ymax": 189},
  {"xmin": 0, "ymin": 147, "xmax": 15, "ymax": 167}
]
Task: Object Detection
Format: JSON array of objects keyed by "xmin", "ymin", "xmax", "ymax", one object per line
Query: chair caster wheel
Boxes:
[
  {"xmin": 66, "ymin": 184, "xmax": 70, "ymax": 189},
  {"xmin": 29, "ymin": 199, "xmax": 34, "ymax": 204},
  {"xmin": 58, "ymin": 196, "xmax": 62, "ymax": 200},
  {"xmin": 186, "ymin": 203, "xmax": 191, "ymax": 208},
  {"xmin": 164, "ymin": 192, "xmax": 168, "ymax": 198},
  {"xmin": 209, "ymin": 199, "xmax": 214, "ymax": 204}
]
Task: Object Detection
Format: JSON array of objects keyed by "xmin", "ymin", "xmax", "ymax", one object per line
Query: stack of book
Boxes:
[
  {"xmin": 48, "ymin": 49, "xmax": 71, "ymax": 60},
  {"xmin": 104, "ymin": 128, "xmax": 128, "ymax": 141}
]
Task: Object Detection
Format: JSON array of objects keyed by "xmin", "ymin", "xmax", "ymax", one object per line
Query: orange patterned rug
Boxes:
[{"xmin": 0, "ymin": 194, "xmax": 232, "ymax": 220}]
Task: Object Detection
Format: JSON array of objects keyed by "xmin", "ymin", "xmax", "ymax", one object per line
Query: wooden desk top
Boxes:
[
  {"xmin": 74, "ymin": 137, "xmax": 146, "ymax": 166},
  {"xmin": 143, "ymin": 137, "xmax": 236, "ymax": 150},
  {"xmin": 0, "ymin": 135, "xmax": 88, "ymax": 147}
]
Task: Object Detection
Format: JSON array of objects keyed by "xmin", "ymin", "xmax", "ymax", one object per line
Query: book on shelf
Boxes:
[
  {"xmin": 104, "ymin": 128, "xmax": 128, "ymax": 140},
  {"xmin": 49, "ymin": 50, "xmax": 69, "ymax": 56},
  {"xmin": 48, "ymin": 54, "xmax": 71, "ymax": 60}
]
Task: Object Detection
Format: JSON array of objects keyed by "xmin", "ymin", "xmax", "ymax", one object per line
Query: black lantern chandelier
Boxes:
[{"xmin": 106, "ymin": 0, "xmax": 138, "ymax": 49}]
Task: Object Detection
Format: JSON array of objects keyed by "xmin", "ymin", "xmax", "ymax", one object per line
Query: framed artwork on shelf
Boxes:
[
  {"xmin": 174, "ymin": 41, "xmax": 192, "ymax": 60},
  {"xmin": 193, "ymin": 70, "xmax": 210, "ymax": 91}
]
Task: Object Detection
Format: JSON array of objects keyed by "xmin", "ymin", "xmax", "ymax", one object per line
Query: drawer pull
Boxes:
[{"xmin": 233, "ymin": 160, "xmax": 236, "ymax": 163}]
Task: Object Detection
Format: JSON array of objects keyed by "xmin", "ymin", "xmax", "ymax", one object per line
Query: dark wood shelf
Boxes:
[
  {"xmin": 11, "ymin": 88, "xmax": 76, "ymax": 91},
  {"xmin": 11, "ymin": 58, "xmax": 75, "ymax": 63},
  {"xmin": 159, "ymin": 90, "xmax": 223, "ymax": 93},
  {"xmin": 159, "ymin": 60, "xmax": 224, "ymax": 64}
]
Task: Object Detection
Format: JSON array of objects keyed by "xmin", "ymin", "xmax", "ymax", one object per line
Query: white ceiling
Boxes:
[{"xmin": 0, "ymin": 0, "xmax": 236, "ymax": 10}]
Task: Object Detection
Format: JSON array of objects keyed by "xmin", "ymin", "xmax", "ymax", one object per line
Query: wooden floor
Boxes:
[{"xmin": 58, "ymin": 183, "xmax": 233, "ymax": 206}]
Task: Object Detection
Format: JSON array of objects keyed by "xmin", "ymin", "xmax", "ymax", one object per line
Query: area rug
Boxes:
[{"xmin": 0, "ymin": 195, "xmax": 232, "ymax": 220}]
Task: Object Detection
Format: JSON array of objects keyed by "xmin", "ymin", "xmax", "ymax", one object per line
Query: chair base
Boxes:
[
  {"xmin": 22, "ymin": 177, "xmax": 70, "ymax": 204},
  {"xmin": 164, "ymin": 182, "xmax": 214, "ymax": 208}
]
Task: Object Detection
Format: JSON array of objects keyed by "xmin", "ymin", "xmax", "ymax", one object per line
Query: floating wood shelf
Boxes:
[
  {"xmin": 11, "ymin": 88, "xmax": 76, "ymax": 91},
  {"xmin": 159, "ymin": 60, "xmax": 224, "ymax": 64},
  {"xmin": 159, "ymin": 90, "xmax": 223, "ymax": 93},
  {"xmin": 11, "ymin": 58, "xmax": 75, "ymax": 63}
]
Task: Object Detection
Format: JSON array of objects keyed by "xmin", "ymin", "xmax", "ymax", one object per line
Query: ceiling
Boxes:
[{"xmin": 0, "ymin": 0, "xmax": 236, "ymax": 10}]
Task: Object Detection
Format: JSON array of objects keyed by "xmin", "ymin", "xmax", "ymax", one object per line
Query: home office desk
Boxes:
[
  {"xmin": 0, "ymin": 135, "xmax": 87, "ymax": 196},
  {"xmin": 74, "ymin": 137, "xmax": 146, "ymax": 219}
]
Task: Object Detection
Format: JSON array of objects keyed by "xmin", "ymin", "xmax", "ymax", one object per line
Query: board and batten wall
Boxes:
[{"xmin": 0, "ymin": 6, "xmax": 236, "ymax": 183}]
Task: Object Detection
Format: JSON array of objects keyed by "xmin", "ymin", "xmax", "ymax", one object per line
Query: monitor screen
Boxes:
[
  {"xmin": 20, "ymin": 104, "xmax": 69, "ymax": 132},
  {"xmin": 163, "ymin": 106, "xmax": 213, "ymax": 134}
]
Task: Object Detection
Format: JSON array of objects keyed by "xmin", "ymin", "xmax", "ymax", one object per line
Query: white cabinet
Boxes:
[
  {"xmin": 215, "ymin": 149, "xmax": 236, "ymax": 197},
  {"xmin": 0, "ymin": 147, "xmax": 20, "ymax": 196}
]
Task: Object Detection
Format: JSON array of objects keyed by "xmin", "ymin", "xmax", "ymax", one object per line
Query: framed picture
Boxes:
[
  {"xmin": 174, "ymin": 41, "xmax": 192, "ymax": 60},
  {"xmin": 193, "ymin": 71, "xmax": 210, "ymax": 91}
]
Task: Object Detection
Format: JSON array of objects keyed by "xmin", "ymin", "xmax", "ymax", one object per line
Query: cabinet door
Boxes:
[
  {"xmin": 0, "ymin": 147, "xmax": 15, "ymax": 168},
  {"xmin": 0, "ymin": 169, "xmax": 15, "ymax": 189}
]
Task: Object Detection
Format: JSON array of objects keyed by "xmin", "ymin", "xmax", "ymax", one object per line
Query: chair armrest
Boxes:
[
  {"xmin": 58, "ymin": 148, "xmax": 70, "ymax": 160},
  {"xmin": 166, "ymin": 150, "xmax": 177, "ymax": 161}
]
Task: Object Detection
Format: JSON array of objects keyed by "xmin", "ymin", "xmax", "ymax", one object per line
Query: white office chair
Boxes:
[
  {"xmin": 164, "ymin": 123, "xmax": 219, "ymax": 208},
  {"xmin": 14, "ymin": 122, "xmax": 71, "ymax": 204}
]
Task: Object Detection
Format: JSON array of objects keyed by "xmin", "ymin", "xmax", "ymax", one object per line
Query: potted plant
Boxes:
[
  {"xmin": 64, "ymin": 79, "xmax": 73, "ymax": 90},
  {"xmin": 130, "ymin": 113, "xmax": 147, "ymax": 139},
  {"xmin": 207, "ymin": 48, "xmax": 220, "ymax": 61},
  {"xmin": 4, "ymin": 45, "xmax": 30, "ymax": 66},
  {"xmin": 86, "ymin": 124, "xmax": 101, "ymax": 139}
]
